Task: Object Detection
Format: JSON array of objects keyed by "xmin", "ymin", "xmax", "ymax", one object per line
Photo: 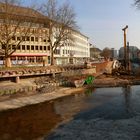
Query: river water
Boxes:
[{"xmin": 0, "ymin": 85, "xmax": 140, "ymax": 140}]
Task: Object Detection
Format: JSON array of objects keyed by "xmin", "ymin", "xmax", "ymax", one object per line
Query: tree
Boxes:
[
  {"xmin": 100, "ymin": 47, "xmax": 111, "ymax": 60},
  {"xmin": 0, "ymin": 0, "xmax": 46, "ymax": 67},
  {"xmin": 40, "ymin": 0, "xmax": 77, "ymax": 65},
  {"xmin": 134, "ymin": 0, "xmax": 140, "ymax": 8}
]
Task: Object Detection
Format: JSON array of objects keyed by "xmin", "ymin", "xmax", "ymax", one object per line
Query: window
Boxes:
[
  {"xmin": 31, "ymin": 37, "xmax": 34, "ymax": 41},
  {"xmin": 12, "ymin": 36, "xmax": 15, "ymax": 40},
  {"xmin": 17, "ymin": 37, "xmax": 20, "ymax": 41},
  {"xmin": 27, "ymin": 45, "xmax": 30, "ymax": 50},
  {"xmin": 31, "ymin": 45, "xmax": 34, "ymax": 50},
  {"xmin": 48, "ymin": 46, "xmax": 50, "ymax": 51},
  {"xmin": 17, "ymin": 45, "xmax": 20, "ymax": 50},
  {"xmin": 22, "ymin": 36, "xmax": 25, "ymax": 41},
  {"xmin": 26, "ymin": 36, "xmax": 30, "ymax": 41},
  {"xmin": 12, "ymin": 45, "xmax": 16, "ymax": 50},
  {"xmin": 22, "ymin": 45, "xmax": 25, "ymax": 50},
  {"xmin": 55, "ymin": 49, "xmax": 60, "ymax": 54},
  {"xmin": 44, "ymin": 39, "xmax": 46, "ymax": 42},
  {"xmin": 44, "ymin": 46, "xmax": 46, "ymax": 50},
  {"xmin": 35, "ymin": 46, "xmax": 38, "ymax": 50},
  {"xmin": 27, "ymin": 57, "xmax": 34, "ymax": 63},
  {"xmin": 54, "ymin": 50, "xmax": 57, "ymax": 54},
  {"xmin": 2, "ymin": 45, "xmax": 5, "ymax": 49},
  {"xmin": 40, "ymin": 46, "xmax": 42, "ymax": 50},
  {"xmin": 36, "ymin": 56, "xmax": 43, "ymax": 63},
  {"xmin": 0, "ymin": 56, "xmax": 4, "ymax": 60},
  {"xmin": 57, "ymin": 50, "xmax": 60, "ymax": 54}
]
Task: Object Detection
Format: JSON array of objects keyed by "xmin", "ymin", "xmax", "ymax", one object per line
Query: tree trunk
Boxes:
[
  {"xmin": 50, "ymin": 49, "xmax": 54, "ymax": 65},
  {"xmin": 5, "ymin": 57, "xmax": 12, "ymax": 67}
]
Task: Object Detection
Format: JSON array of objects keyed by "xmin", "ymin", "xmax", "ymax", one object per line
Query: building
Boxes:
[
  {"xmin": 110, "ymin": 48, "xmax": 118, "ymax": 59},
  {"xmin": 0, "ymin": 3, "xmax": 50, "ymax": 66},
  {"xmin": 90, "ymin": 45, "xmax": 102, "ymax": 60},
  {"xmin": 0, "ymin": 3, "xmax": 90, "ymax": 66},
  {"xmin": 55, "ymin": 31, "xmax": 90, "ymax": 65},
  {"xmin": 119, "ymin": 46, "xmax": 139, "ymax": 60}
]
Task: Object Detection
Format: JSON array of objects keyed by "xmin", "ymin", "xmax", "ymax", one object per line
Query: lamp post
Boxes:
[{"xmin": 122, "ymin": 25, "xmax": 128, "ymax": 70}]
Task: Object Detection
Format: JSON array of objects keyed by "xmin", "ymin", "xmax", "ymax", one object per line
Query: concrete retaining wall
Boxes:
[{"xmin": 61, "ymin": 67, "xmax": 96, "ymax": 77}]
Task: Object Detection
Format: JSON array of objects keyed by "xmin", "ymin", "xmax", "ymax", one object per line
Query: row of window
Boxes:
[
  {"xmin": 12, "ymin": 36, "xmax": 47, "ymax": 42},
  {"xmin": 62, "ymin": 50, "xmax": 88, "ymax": 56},
  {"xmin": 12, "ymin": 45, "xmax": 50, "ymax": 51},
  {"xmin": 63, "ymin": 50, "xmax": 71, "ymax": 55},
  {"xmin": 54, "ymin": 49, "xmax": 60, "ymax": 55},
  {"xmin": 11, "ymin": 56, "xmax": 44, "ymax": 64}
]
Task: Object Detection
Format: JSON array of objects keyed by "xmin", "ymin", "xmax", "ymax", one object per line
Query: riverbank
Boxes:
[
  {"xmin": 0, "ymin": 86, "xmax": 88, "ymax": 111},
  {"xmin": 94, "ymin": 74, "xmax": 140, "ymax": 87},
  {"xmin": 0, "ymin": 74, "xmax": 140, "ymax": 111}
]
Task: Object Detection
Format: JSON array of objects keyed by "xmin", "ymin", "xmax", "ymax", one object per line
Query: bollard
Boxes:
[
  {"xmin": 52, "ymin": 72, "xmax": 55, "ymax": 78},
  {"xmin": 15, "ymin": 76, "xmax": 20, "ymax": 83}
]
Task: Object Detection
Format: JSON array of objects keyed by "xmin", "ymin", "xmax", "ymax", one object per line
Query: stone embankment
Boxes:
[
  {"xmin": 0, "ymin": 74, "xmax": 140, "ymax": 111},
  {"xmin": 0, "ymin": 65, "xmax": 85, "ymax": 78},
  {"xmin": 0, "ymin": 61, "xmax": 119, "ymax": 100},
  {"xmin": 1, "ymin": 61, "xmax": 140, "ymax": 111}
]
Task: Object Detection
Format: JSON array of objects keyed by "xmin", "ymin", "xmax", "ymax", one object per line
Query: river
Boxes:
[{"xmin": 0, "ymin": 85, "xmax": 140, "ymax": 140}]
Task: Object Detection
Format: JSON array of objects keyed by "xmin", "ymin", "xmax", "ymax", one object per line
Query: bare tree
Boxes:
[
  {"xmin": 40, "ymin": 0, "xmax": 78, "ymax": 65},
  {"xmin": 100, "ymin": 47, "xmax": 112, "ymax": 60},
  {"xmin": 0, "ymin": 0, "xmax": 46, "ymax": 67},
  {"xmin": 134, "ymin": 0, "xmax": 140, "ymax": 8}
]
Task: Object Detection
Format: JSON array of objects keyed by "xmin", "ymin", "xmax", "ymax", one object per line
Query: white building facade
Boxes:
[{"xmin": 55, "ymin": 31, "xmax": 90, "ymax": 65}]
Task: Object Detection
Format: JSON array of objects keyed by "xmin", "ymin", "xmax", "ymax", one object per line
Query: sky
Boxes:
[{"xmin": 23, "ymin": 0, "xmax": 140, "ymax": 50}]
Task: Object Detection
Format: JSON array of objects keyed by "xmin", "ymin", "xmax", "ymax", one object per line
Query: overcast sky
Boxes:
[{"xmin": 24, "ymin": 0, "xmax": 140, "ymax": 50}]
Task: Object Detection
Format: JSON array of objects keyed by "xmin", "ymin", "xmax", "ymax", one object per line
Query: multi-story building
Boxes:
[
  {"xmin": 110, "ymin": 48, "xmax": 118, "ymax": 60},
  {"xmin": 119, "ymin": 46, "xmax": 139, "ymax": 60},
  {"xmin": 0, "ymin": 3, "xmax": 50, "ymax": 66},
  {"xmin": 0, "ymin": 3, "xmax": 90, "ymax": 66},
  {"xmin": 55, "ymin": 31, "xmax": 90, "ymax": 65}
]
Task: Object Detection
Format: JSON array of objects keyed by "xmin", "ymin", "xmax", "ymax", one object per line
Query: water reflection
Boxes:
[
  {"xmin": 0, "ymin": 90, "xmax": 95, "ymax": 140},
  {"xmin": 54, "ymin": 92, "xmax": 93, "ymax": 121},
  {"xmin": 85, "ymin": 88, "xmax": 95, "ymax": 96},
  {"xmin": 73, "ymin": 86, "xmax": 137, "ymax": 121},
  {"xmin": 0, "ymin": 102, "xmax": 62, "ymax": 140},
  {"xmin": 122, "ymin": 85, "xmax": 132, "ymax": 113}
]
